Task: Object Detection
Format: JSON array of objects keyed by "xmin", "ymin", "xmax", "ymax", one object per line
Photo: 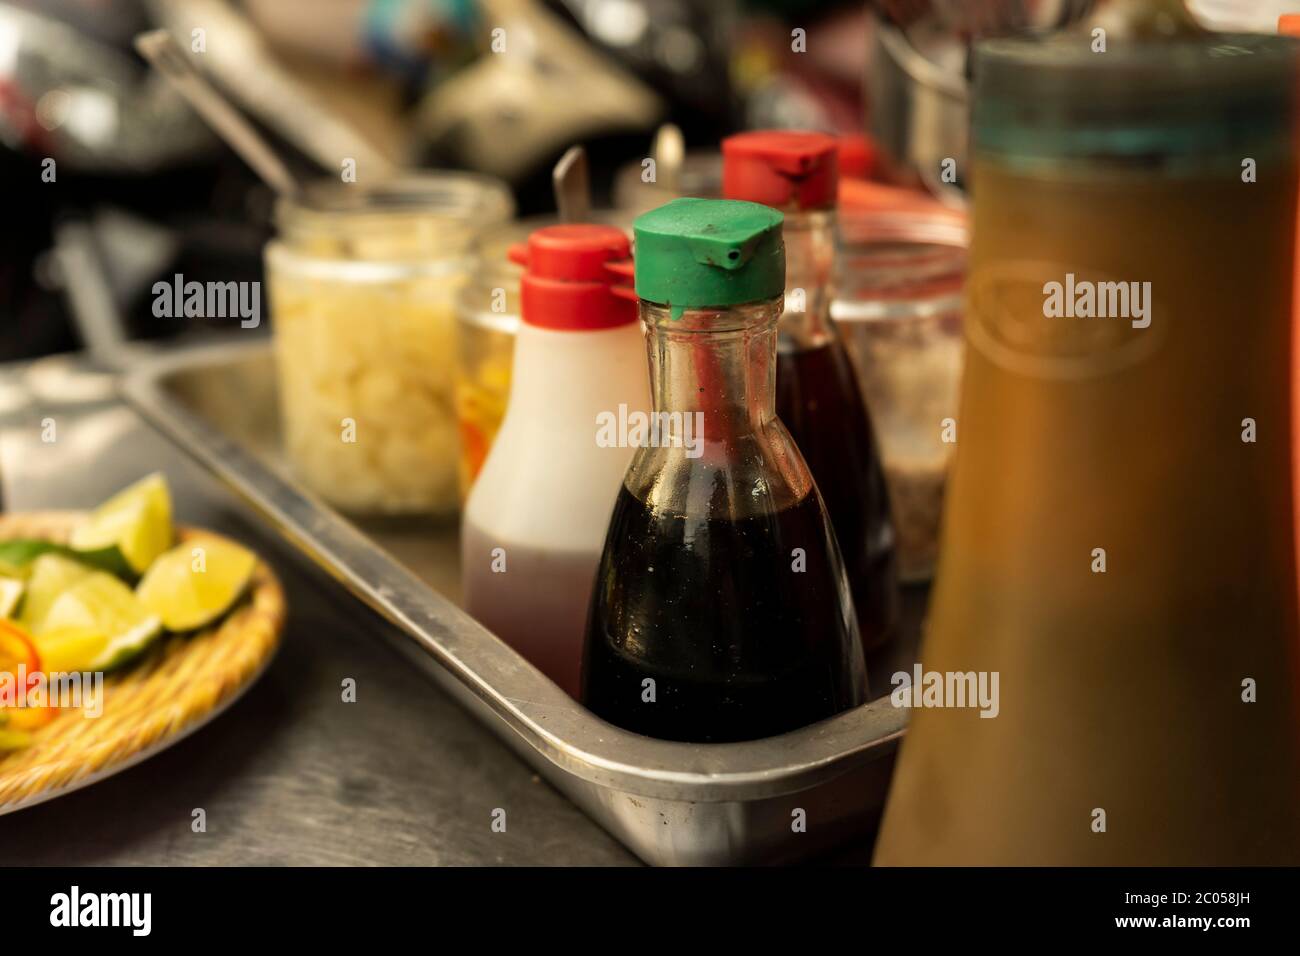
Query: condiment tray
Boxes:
[{"xmin": 123, "ymin": 338, "xmax": 916, "ymax": 865}]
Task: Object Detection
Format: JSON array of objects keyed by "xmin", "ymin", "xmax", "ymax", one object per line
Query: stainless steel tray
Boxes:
[{"xmin": 123, "ymin": 338, "xmax": 916, "ymax": 865}]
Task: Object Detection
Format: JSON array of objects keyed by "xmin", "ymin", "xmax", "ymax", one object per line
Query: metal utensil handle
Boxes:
[
  {"xmin": 134, "ymin": 29, "xmax": 299, "ymax": 198},
  {"xmin": 553, "ymin": 145, "xmax": 592, "ymax": 223}
]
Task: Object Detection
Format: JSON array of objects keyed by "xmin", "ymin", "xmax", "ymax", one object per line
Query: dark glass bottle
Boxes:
[
  {"xmin": 724, "ymin": 131, "xmax": 899, "ymax": 650},
  {"xmin": 581, "ymin": 198, "xmax": 868, "ymax": 743}
]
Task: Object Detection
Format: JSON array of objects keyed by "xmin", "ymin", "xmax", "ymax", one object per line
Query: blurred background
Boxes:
[
  {"xmin": 6, "ymin": 0, "xmax": 1290, "ymax": 576},
  {"xmin": 0, "ymin": 0, "xmax": 1287, "ymax": 362},
  {"xmin": 0, "ymin": 0, "xmax": 871, "ymax": 360}
]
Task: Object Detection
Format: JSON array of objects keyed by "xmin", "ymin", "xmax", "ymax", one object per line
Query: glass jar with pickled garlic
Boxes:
[{"xmin": 265, "ymin": 174, "xmax": 513, "ymax": 516}]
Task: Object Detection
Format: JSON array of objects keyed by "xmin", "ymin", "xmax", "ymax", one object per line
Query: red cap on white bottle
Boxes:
[{"xmin": 507, "ymin": 224, "xmax": 636, "ymax": 332}]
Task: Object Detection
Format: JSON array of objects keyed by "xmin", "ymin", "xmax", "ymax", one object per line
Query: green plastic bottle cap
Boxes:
[{"xmin": 632, "ymin": 198, "xmax": 785, "ymax": 315}]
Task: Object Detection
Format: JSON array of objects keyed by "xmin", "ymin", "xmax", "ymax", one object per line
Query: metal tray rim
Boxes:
[{"xmin": 121, "ymin": 339, "xmax": 909, "ymax": 804}]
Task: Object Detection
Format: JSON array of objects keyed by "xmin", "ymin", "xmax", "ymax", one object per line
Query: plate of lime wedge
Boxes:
[{"xmin": 0, "ymin": 474, "xmax": 284, "ymax": 812}]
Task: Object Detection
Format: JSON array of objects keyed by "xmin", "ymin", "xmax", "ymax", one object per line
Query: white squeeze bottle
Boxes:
[{"xmin": 461, "ymin": 223, "xmax": 650, "ymax": 698}]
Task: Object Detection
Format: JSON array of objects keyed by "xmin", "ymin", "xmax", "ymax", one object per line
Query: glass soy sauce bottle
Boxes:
[
  {"xmin": 581, "ymin": 198, "xmax": 868, "ymax": 743},
  {"xmin": 723, "ymin": 131, "xmax": 899, "ymax": 651}
]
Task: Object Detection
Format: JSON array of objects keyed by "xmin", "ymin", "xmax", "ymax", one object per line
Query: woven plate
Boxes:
[{"xmin": 0, "ymin": 512, "xmax": 285, "ymax": 813}]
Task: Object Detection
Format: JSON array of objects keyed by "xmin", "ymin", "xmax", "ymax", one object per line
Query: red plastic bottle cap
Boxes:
[
  {"xmin": 836, "ymin": 133, "xmax": 878, "ymax": 181},
  {"xmin": 507, "ymin": 224, "xmax": 636, "ymax": 331},
  {"xmin": 722, "ymin": 130, "xmax": 839, "ymax": 211}
]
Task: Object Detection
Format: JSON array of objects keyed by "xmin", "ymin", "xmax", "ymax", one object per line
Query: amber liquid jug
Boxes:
[{"xmin": 875, "ymin": 28, "xmax": 1300, "ymax": 864}]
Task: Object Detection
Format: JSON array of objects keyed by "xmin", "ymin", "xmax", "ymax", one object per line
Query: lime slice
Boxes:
[
  {"xmin": 137, "ymin": 538, "xmax": 257, "ymax": 632},
  {"xmin": 0, "ymin": 539, "xmax": 128, "ymax": 579},
  {"xmin": 33, "ymin": 626, "xmax": 110, "ymax": 673},
  {"xmin": 0, "ymin": 577, "xmax": 23, "ymax": 618},
  {"xmin": 68, "ymin": 473, "xmax": 173, "ymax": 576},
  {"xmin": 18, "ymin": 553, "xmax": 94, "ymax": 632},
  {"xmin": 39, "ymin": 571, "xmax": 163, "ymax": 671}
]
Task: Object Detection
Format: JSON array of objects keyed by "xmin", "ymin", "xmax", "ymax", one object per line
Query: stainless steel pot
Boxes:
[{"xmin": 864, "ymin": 1, "xmax": 1096, "ymax": 201}]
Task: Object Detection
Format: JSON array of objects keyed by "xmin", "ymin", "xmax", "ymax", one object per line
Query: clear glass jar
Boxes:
[
  {"xmin": 454, "ymin": 242, "xmax": 519, "ymax": 501},
  {"xmin": 265, "ymin": 174, "xmax": 513, "ymax": 516},
  {"xmin": 831, "ymin": 207, "xmax": 967, "ymax": 581}
]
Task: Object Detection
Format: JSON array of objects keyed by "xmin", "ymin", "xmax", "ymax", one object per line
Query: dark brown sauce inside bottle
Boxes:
[
  {"xmin": 776, "ymin": 334, "xmax": 899, "ymax": 649},
  {"xmin": 582, "ymin": 485, "xmax": 866, "ymax": 743}
]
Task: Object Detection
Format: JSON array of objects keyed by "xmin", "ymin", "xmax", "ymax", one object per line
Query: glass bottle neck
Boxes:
[
  {"xmin": 781, "ymin": 207, "xmax": 838, "ymax": 349},
  {"xmin": 640, "ymin": 297, "xmax": 783, "ymax": 442}
]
